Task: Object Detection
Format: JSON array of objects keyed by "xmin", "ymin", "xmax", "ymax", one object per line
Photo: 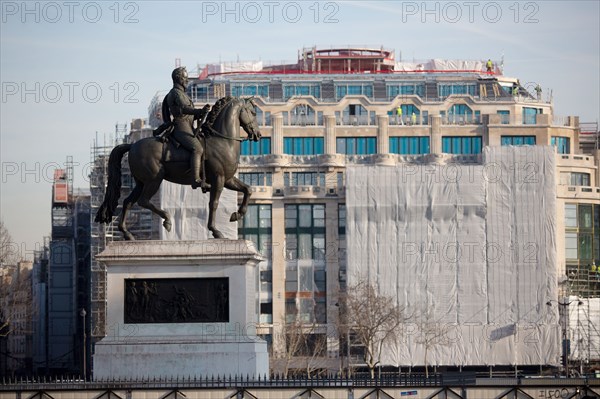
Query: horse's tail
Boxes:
[{"xmin": 94, "ymin": 144, "xmax": 132, "ymax": 224}]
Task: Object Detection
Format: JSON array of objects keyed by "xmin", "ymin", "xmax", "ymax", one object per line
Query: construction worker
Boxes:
[
  {"xmin": 486, "ymin": 59, "xmax": 493, "ymax": 73},
  {"xmin": 535, "ymin": 84, "xmax": 542, "ymax": 100},
  {"xmin": 411, "ymin": 112, "xmax": 417, "ymax": 125},
  {"xmin": 396, "ymin": 106, "xmax": 403, "ymax": 125}
]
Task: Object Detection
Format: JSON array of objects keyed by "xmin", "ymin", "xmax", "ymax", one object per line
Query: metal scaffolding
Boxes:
[{"xmin": 89, "ymin": 123, "xmax": 159, "ymax": 345}]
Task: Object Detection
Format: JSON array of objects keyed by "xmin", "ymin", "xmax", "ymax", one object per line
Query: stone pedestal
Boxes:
[{"xmin": 93, "ymin": 240, "xmax": 268, "ymax": 380}]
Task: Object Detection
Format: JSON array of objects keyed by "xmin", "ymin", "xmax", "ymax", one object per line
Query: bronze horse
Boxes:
[{"xmin": 95, "ymin": 97, "xmax": 261, "ymax": 239}]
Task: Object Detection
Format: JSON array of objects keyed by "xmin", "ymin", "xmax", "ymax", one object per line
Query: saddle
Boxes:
[{"xmin": 152, "ymin": 127, "xmax": 205, "ymax": 164}]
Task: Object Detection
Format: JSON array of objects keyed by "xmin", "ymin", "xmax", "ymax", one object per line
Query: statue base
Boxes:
[{"xmin": 93, "ymin": 240, "xmax": 269, "ymax": 380}]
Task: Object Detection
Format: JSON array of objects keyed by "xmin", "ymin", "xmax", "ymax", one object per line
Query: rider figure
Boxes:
[{"xmin": 164, "ymin": 67, "xmax": 210, "ymax": 191}]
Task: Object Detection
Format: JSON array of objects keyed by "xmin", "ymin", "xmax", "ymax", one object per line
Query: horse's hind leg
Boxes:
[
  {"xmin": 118, "ymin": 181, "xmax": 143, "ymax": 240},
  {"xmin": 137, "ymin": 180, "xmax": 172, "ymax": 233},
  {"xmin": 224, "ymin": 176, "xmax": 251, "ymax": 222}
]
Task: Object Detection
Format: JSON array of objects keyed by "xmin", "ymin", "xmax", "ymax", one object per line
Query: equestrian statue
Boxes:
[{"xmin": 94, "ymin": 67, "xmax": 262, "ymax": 240}]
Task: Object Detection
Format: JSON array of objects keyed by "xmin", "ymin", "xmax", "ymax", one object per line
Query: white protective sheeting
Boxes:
[
  {"xmin": 159, "ymin": 181, "xmax": 237, "ymax": 240},
  {"xmin": 394, "ymin": 59, "xmax": 501, "ymax": 74},
  {"xmin": 568, "ymin": 296, "xmax": 600, "ymax": 362},
  {"xmin": 207, "ymin": 61, "xmax": 264, "ymax": 75},
  {"xmin": 346, "ymin": 146, "xmax": 560, "ymax": 366}
]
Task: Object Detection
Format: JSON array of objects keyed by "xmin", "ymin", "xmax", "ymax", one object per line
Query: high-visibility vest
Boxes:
[
  {"xmin": 397, "ymin": 107, "xmax": 402, "ymax": 116},
  {"xmin": 487, "ymin": 60, "xmax": 492, "ymax": 68}
]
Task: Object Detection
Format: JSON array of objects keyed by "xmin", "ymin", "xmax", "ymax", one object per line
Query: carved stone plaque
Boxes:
[{"xmin": 124, "ymin": 278, "xmax": 229, "ymax": 324}]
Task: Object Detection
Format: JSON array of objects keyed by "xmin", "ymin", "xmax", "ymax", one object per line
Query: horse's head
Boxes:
[{"xmin": 239, "ymin": 97, "xmax": 261, "ymax": 142}]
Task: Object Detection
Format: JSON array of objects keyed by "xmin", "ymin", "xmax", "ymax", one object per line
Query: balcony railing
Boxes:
[
  {"xmin": 388, "ymin": 115, "xmax": 429, "ymax": 126},
  {"xmin": 442, "ymin": 114, "xmax": 482, "ymax": 125}
]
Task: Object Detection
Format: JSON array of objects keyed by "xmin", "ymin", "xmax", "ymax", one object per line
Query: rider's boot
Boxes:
[{"xmin": 191, "ymin": 151, "xmax": 211, "ymax": 191}]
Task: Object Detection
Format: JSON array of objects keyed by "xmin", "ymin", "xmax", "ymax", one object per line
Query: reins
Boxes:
[{"xmin": 204, "ymin": 125, "xmax": 248, "ymax": 142}]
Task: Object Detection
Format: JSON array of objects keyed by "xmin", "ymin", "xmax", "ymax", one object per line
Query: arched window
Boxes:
[
  {"xmin": 289, "ymin": 104, "xmax": 321, "ymax": 126},
  {"xmin": 254, "ymin": 106, "xmax": 271, "ymax": 126},
  {"xmin": 389, "ymin": 104, "xmax": 426, "ymax": 125},
  {"xmin": 446, "ymin": 104, "xmax": 480, "ymax": 124},
  {"xmin": 51, "ymin": 244, "xmax": 71, "ymax": 265},
  {"xmin": 338, "ymin": 104, "xmax": 374, "ymax": 125}
]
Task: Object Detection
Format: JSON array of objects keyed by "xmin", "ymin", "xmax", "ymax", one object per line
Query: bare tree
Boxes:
[
  {"xmin": 0, "ymin": 220, "xmax": 20, "ymax": 266},
  {"xmin": 0, "ymin": 220, "xmax": 19, "ymax": 338},
  {"xmin": 1, "ymin": 263, "xmax": 33, "ymax": 338},
  {"xmin": 303, "ymin": 328, "xmax": 328, "ymax": 378},
  {"xmin": 339, "ymin": 280, "xmax": 405, "ymax": 378},
  {"xmin": 415, "ymin": 312, "xmax": 449, "ymax": 378},
  {"xmin": 274, "ymin": 314, "xmax": 328, "ymax": 378}
]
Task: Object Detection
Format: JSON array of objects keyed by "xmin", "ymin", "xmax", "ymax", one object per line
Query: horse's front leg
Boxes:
[
  {"xmin": 224, "ymin": 176, "xmax": 251, "ymax": 222},
  {"xmin": 207, "ymin": 176, "xmax": 225, "ymax": 239}
]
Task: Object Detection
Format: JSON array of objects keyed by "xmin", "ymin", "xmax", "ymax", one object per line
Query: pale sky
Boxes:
[{"xmin": 1, "ymin": 0, "xmax": 599, "ymax": 259}]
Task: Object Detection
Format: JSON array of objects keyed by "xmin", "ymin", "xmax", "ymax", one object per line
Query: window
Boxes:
[
  {"xmin": 240, "ymin": 137, "xmax": 271, "ymax": 155},
  {"xmin": 338, "ymin": 104, "xmax": 372, "ymax": 125},
  {"xmin": 335, "ymin": 83, "xmax": 373, "ymax": 99},
  {"xmin": 389, "ymin": 104, "xmax": 425, "ymax": 125},
  {"xmin": 287, "ymin": 104, "xmax": 321, "ymax": 126},
  {"xmin": 551, "ymin": 136, "xmax": 570, "ymax": 154},
  {"xmin": 501, "ymin": 136, "xmax": 536, "ymax": 146},
  {"xmin": 260, "ymin": 270, "xmax": 272, "ymax": 294},
  {"xmin": 336, "ymin": 137, "xmax": 377, "ymax": 155},
  {"xmin": 285, "ymin": 204, "xmax": 325, "ymax": 260},
  {"xmin": 565, "ymin": 204, "xmax": 577, "ymax": 228},
  {"xmin": 285, "ymin": 172, "xmax": 325, "ymax": 186},
  {"xmin": 438, "ymin": 83, "xmax": 477, "ymax": 97},
  {"xmin": 230, "ymin": 83, "xmax": 269, "ymax": 98},
  {"xmin": 570, "ymin": 173, "xmax": 591, "ymax": 187},
  {"xmin": 283, "ymin": 137, "xmax": 324, "ymax": 155},
  {"xmin": 446, "ymin": 104, "xmax": 479, "ymax": 124},
  {"xmin": 283, "ymin": 83, "xmax": 321, "ymax": 99},
  {"xmin": 387, "ymin": 83, "xmax": 425, "ymax": 99},
  {"xmin": 188, "ymin": 84, "xmax": 210, "ymax": 101},
  {"xmin": 579, "ymin": 234, "xmax": 593, "ymax": 259},
  {"xmin": 389, "ymin": 137, "xmax": 430, "ymax": 155},
  {"xmin": 442, "ymin": 136, "xmax": 482, "ymax": 154},
  {"xmin": 255, "ymin": 107, "xmax": 271, "ymax": 126},
  {"xmin": 523, "ymin": 107, "xmax": 542, "ymax": 125},
  {"xmin": 259, "ymin": 302, "xmax": 272, "ymax": 324},
  {"xmin": 565, "ymin": 232, "xmax": 578, "ymax": 259},
  {"xmin": 338, "ymin": 204, "xmax": 346, "ymax": 236},
  {"xmin": 497, "ymin": 110, "xmax": 510, "ymax": 124},
  {"xmin": 314, "ymin": 295, "xmax": 327, "ymax": 324},
  {"xmin": 51, "ymin": 244, "xmax": 71, "ymax": 265},
  {"xmin": 595, "ymin": 204, "xmax": 600, "ymax": 260},
  {"xmin": 579, "ymin": 205, "xmax": 593, "ymax": 229},
  {"xmin": 238, "ymin": 204, "xmax": 272, "ymax": 257},
  {"xmin": 239, "ymin": 172, "xmax": 272, "ymax": 186}
]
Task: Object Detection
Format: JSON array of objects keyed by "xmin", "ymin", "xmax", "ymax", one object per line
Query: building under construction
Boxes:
[
  {"xmin": 171, "ymin": 45, "xmax": 600, "ymax": 374},
  {"xmin": 20, "ymin": 159, "xmax": 93, "ymax": 376},
  {"xmin": 88, "ymin": 122, "xmax": 160, "ymax": 358},
  {"xmin": 94, "ymin": 45, "xmax": 600, "ymax": 375}
]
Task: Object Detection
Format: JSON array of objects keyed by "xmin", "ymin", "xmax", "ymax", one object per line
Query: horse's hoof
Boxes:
[
  {"xmin": 163, "ymin": 220, "xmax": 172, "ymax": 232},
  {"xmin": 230, "ymin": 212, "xmax": 239, "ymax": 222},
  {"xmin": 124, "ymin": 232, "xmax": 135, "ymax": 241},
  {"xmin": 211, "ymin": 230, "xmax": 224, "ymax": 239}
]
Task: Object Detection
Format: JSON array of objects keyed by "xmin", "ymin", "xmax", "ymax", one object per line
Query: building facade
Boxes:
[
  {"xmin": 135, "ymin": 46, "xmax": 599, "ymax": 371},
  {"xmin": 28, "ymin": 165, "xmax": 92, "ymax": 375}
]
